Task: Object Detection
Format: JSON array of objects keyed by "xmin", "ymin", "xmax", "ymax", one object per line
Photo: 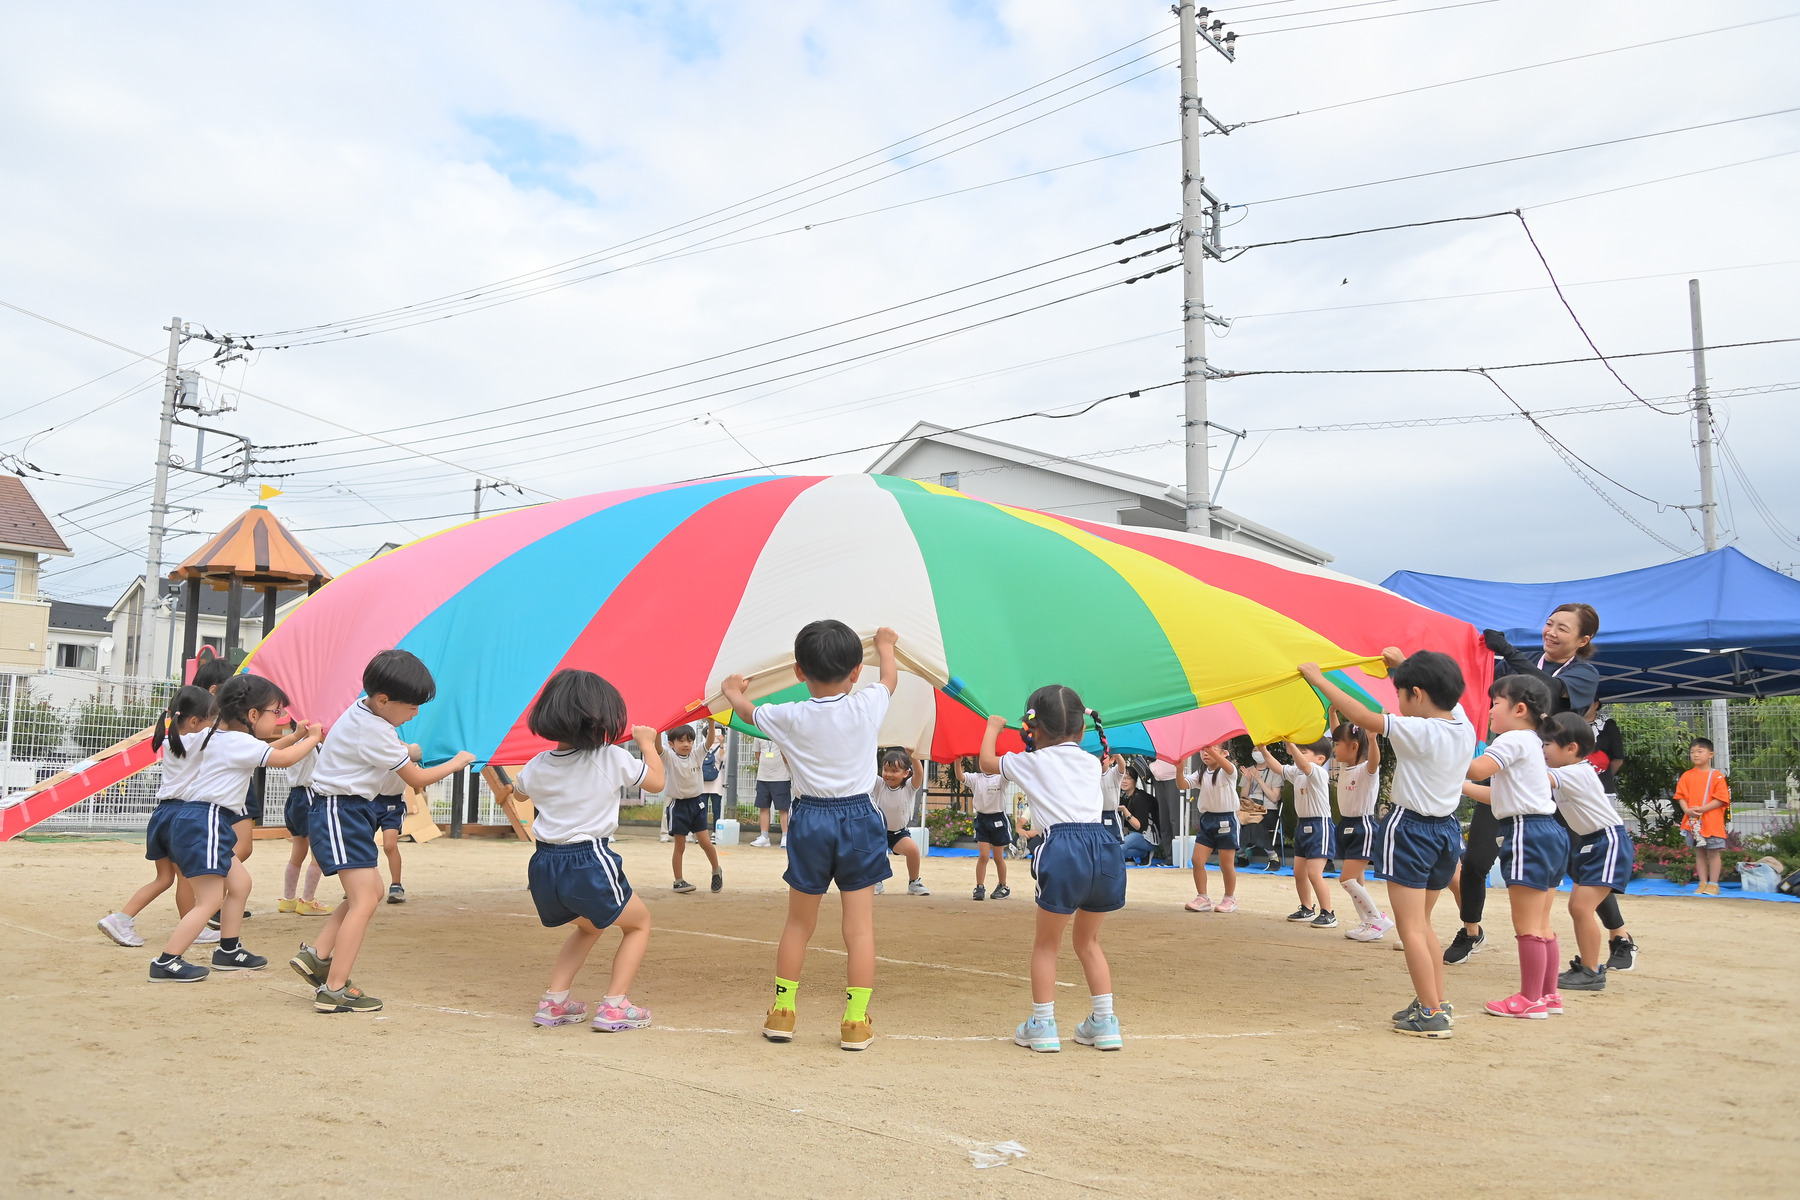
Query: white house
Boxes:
[
  {"xmin": 867, "ymin": 423, "xmax": 1332, "ymax": 565},
  {"xmin": 104, "ymin": 577, "xmax": 306, "ymax": 680}
]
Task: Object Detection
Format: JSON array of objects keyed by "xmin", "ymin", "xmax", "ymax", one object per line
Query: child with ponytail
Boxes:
[
  {"xmin": 1332, "ymin": 722, "xmax": 1393, "ymax": 942},
  {"xmin": 979, "ymin": 685, "xmax": 1125, "ymax": 1054},
  {"xmin": 97, "ymin": 686, "xmax": 216, "ymax": 948},
  {"xmin": 1463, "ymin": 675, "xmax": 1568, "ymax": 1020},
  {"xmin": 1184, "ymin": 743, "xmax": 1240, "ymax": 913}
]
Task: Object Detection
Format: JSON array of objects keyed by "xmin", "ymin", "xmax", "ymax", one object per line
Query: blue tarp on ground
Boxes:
[{"xmin": 1382, "ymin": 547, "xmax": 1800, "ymax": 700}]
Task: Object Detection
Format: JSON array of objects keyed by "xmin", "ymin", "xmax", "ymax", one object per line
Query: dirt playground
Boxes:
[{"xmin": 2, "ymin": 831, "xmax": 1794, "ymax": 1198}]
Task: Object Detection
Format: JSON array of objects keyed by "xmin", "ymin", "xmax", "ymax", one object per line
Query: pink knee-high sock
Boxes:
[
  {"xmin": 302, "ymin": 860, "xmax": 322, "ymax": 902},
  {"xmin": 283, "ymin": 862, "xmax": 301, "ymax": 900},
  {"xmin": 1541, "ymin": 935, "xmax": 1561, "ymax": 996},
  {"xmin": 1517, "ymin": 934, "xmax": 1547, "ymax": 1001}
]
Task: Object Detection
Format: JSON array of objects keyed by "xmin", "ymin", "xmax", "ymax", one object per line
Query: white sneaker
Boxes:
[
  {"xmin": 779, "ymin": 834, "xmax": 787, "ymax": 849},
  {"xmin": 874, "ymin": 880, "xmax": 885, "ymax": 895},
  {"xmin": 908, "ymin": 879, "xmax": 930, "ymax": 896},
  {"xmin": 659, "ymin": 833, "xmax": 672, "ymax": 843},
  {"xmin": 194, "ymin": 927, "xmax": 221, "ymax": 944},
  {"xmin": 750, "ymin": 835, "xmax": 770, "ymax": 848},
  {"xmin": 1343, "ymin": 921, "xmax": 1371, "ymax": 940},
  {"xmin": 97, "ymin": 912, "xmax": 143, "ymax": 947},
  {"xmin": 1351, "ymin": 915, "xmax": 1395, "ymax": 942}
]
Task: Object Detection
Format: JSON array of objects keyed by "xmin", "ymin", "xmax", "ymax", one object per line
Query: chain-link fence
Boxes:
[{"xmin": 1613, "ymin": 697, "xmax": 1800, "ymax": 837}]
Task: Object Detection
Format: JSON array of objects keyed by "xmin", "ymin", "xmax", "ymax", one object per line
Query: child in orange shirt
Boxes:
[{"xmin": 1674, "ymin": 737, "xmax": 1731, "ymax": 895}]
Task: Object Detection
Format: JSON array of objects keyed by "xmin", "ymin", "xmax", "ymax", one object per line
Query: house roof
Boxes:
[
  {"xmin": 48, "ymin": 600, "xmax": 112, "ymax": 633},
  {"xmin": 867, "ymin": 422, "xmax": 1331, "ymax": 564},
  {"xmin": 0, "ymin": 475, "xmax": 71, "ymax": 555}
]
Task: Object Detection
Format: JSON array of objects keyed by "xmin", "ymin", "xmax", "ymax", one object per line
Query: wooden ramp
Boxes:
[{"xmin": 0, "ymin": 728, "xmax": 159, "ymax": 841}]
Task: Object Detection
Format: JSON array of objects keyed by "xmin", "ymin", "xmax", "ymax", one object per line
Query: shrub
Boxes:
[
  {"xmin": 3, "ymin": 683, "xmax": 66, "ymax": 759},
  {"xmin": 924, "ymin": 805, "xmax": 975, "ymax": 847}
]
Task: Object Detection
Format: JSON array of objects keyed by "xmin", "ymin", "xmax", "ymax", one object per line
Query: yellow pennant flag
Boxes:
[{"xmin": 259, "ymin": 485, "xmax": 283, "ymax": 501}]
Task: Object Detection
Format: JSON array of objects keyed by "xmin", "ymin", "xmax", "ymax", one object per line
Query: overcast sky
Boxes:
[{"xmin": 4, "ymin": 0, "xmax": 1796, "ymax": 609}]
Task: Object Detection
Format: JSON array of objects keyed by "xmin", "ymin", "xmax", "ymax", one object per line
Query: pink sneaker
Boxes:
[
  {"xmin": 533, "ymin": 996, "xmax": 589, "ymax": 1027},
  {"xmin": 1184, "ymin": 895, "xmax": 1214, "ymax": 912},
  {"xmin": 1542, "ymin": 991, "xmax": 1563, "ymax": 1015},
  {"xmin": 1484, "ymin": 992, "xmax": 1549, "ymax": 1020},
  {"xmin": 593, "ymin": 1000, "xmax": 653, "ymax": 1032},
  {"xmin": 1214, "ymin": 896, "xmax": 1238, "ymax": 913}
]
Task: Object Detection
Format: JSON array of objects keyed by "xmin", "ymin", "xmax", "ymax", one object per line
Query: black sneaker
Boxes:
[
  {"xmin": 149, "ymin": 955, "xmax": 210, "ymax": 982},
  {"xmin": 1558, "ymin": 959, "xmax": 1606, "ymax": 992},
  {"xmin": 1443, "ymin": 927, "xmax": 1485, "ymax": 965},
  {"xmin": 212, "ymin": 945, "xmax": 269, "ymax": 971},
  {"xmin": 387, "ymin": 885, "xmax": 406, "ymax": 904},
  {"xmin": 1310, "ymin": 909, "xmax": 1337, "ymax": 929},
  {"xmin": 1606, "ymin": 936, "xmax": 1638, "ymax": 973},
  {"xmin": 672, "ymin": 879, "xmax": 696, "ymax": 893},
  {"xmin": 1286, "ymin": 905, "xmax": 1317, "ymax": 923},
  {"xmin": 991, "ymin": 885, "xmax": 1011, "ymax": 900},
  {"xmin": 972, "ymin": 884, "xmax": 987, "ymax": 901}
]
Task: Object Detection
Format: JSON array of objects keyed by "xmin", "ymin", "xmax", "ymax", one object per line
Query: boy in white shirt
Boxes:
[
  {"xmin": 957, "ymin": 757, "xmax": 1013, "ymax": 901},
  {"xmin": 1270, "ymin": 737, "xmax": 1337, "ymax": 928},
  {"xmin": 662, "ymin": 724, "xmax": 722, "ymax": 894},
  {"xmin": 723, "ymin": 621, "xmax": 898, "ymax": 1052},
  {"xmin": 751, "ymin": 742, "xmax": 792, "ymax": 848}
]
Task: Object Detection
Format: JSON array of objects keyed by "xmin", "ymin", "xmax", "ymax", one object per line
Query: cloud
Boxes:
[{"xmin": 462, "ymin": 113, "xmax": 596, "ymax": 202}]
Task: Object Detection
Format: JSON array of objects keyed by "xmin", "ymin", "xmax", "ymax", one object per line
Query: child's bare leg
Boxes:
[
  {"xmin": 839, "ymin": 886, "xmax": 875, "ymax": 989},
  {"xmin": 995, "ymin": 848, "xmax": 1008, "ymax": 888},
  {"xmin": 284, "ymin": 837, "xmax": 309, "ymax": 898},
  {"xmin": 901, "ymin": 838, "xmax": 920, "ymax": 881},
  {"xmin": 1389, "ymin": 885, "xmax": 1444, "ymax": 1008},
  {"xmin": 1508, "ymin": 884, "xmax": 1555, "ymax": 939},
  {"xmin": 124, "ymin": 860, "xmax": 178, "ymax": 917},
  {"xmin": 232, "ymin": 818, "xmax": 254, "ymax": 863},
  {"xmin": 175, "ymin": 873, "xmax": 195, "ymax": 918},
  {"xmin": 1306, "ymin": 860, "xmax": 1331, "ymax": 914},
  {"xmin": 759, "ymin": 806, "xmax": 770, "ymax": 838},
  {"xmin": 976, "ymin": 844, "xmax": 990, "ymax": 887},
  {"xmin": 302, "ymin": 856, "xmax": 323, "ymax": 902},
  {"xmin": 219, "ymin": 861, "xmax": 251, "ymax": 939},
  {"xmin": 1295, "ymin": 863, "xmax": 1315, "ymax": 908},
  {"xmin": 164, "ymin": 876, "xmax": 224, "ymax": 956},
  {"xmin": 775, "ymin": 888, "xmax": 824, "ymax": 982},
  {"xmin": 1218, "ymin": 847, "xmax": 1237, "ymax": 897},
  {"xmin": 319, "ymin": 868, "xmax": 382, "ymax": 989},
  {"xmin": 1569, "ymin": 886, "xmax": 1608, "ymax": 968},
  {"xmin": 1031, "ymin": 908, "xmax": 1072, "ymax": 1004},
  {"xmin": 548, "ymin": 917, "xmax": 605, "ymax": 993},
  {"xmin": 1070, "ymin": 909, "xmax": 1112, "ymax": 997},
  {"xmin": 671, "ymin": 833, "xmax": 686, "ymax": 879},
  {"xmin": 604, "ymin": 895, "xmax": 653, "ymax": 997},
  {"xmin": 1191, "ymin": 846, "xmax": 1211, "ymax": 897},
  {"xmin": 383, "ymin": 829, "xmax": 402, "ymax": 886},
  {"xmin": 697, "ymin": 829, "xmax": 720, "ymax": 871},
  {"xmin": 1706, "ymin": 848, "xmax": 1723, "ymax": 886}
]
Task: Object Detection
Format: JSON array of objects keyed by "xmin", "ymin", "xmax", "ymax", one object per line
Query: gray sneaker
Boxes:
[
  {"xmin": 1393, "ymin": 1005, "xmax": 1454, "ymax": 1039},
  {"xmin": 672, "ymin": 879, "xmax": 696, "ymax": 893},
  {"xmin": 289, "ymin": 943, "xmax": 331, "ymax": 988},
  {"xmin": 1393, "ymin": 998, "xmax": 1455, "ymax": 1023},
  {"xmin": 315, "ymin": 983, "xmax": 383, "ymax": 1013},
  {"xmin": 711, "ymin": 869, "xmax": 723, "ymax": 893},
  {"xmin": 908, "ymin": 879, "xmax": 930, "ymax": 896},
  {"xmin": 972, "ymin": 884, "xmax": 987, "ymax": 901},
  {"xmin": 1558, "ymin": 959, "xmax": 1607, "ymax": 991},
  {"xmin": 387, "ymin": 884, "xmax": 406, "ymax": 904},
  {"xmin": 98, "ymin": 912, "xmax": 143, "ymax": 947}
]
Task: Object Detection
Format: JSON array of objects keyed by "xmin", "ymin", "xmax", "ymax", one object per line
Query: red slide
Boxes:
[{"xmin": 0, "ymin": 728, "xmax": 159, "ymax": 841}]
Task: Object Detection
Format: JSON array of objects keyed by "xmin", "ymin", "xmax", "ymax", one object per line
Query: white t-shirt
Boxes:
[
  {"xmin": 1196, "ymin": 764, "xmax": 1238, "ymax": 813},
  {"xmin": 964, "ymin": 770, "xmax": 1007, "ymax": 815},
  {"xmin": 1482, "ymin": 728, "xmax": 1556, "ymax": 819},
  {"xmin": 313, "ymin": 700, "xmax": 412, "ymax": 799},
  {"xmin": 155, "ymin": 735, "xmax": 206, "ymax": 801},
  {"xmin": 998, "ymin": 743, "xmax": 1101, "ymax": 828},
  {"xmin": 660, "ymin": 737, "xmax": 705, "ymax": 800},
  {"xmin": 1336, "ymin": 759, "xmax": 1380, "ymax": 817},
  {"xmin": 757, "ymin": 744, "xmax": 790, "ymax": 783},
  {"xmin": 514, "ymin": 745, "xmax": 648, "ymax": 843},
  {"xmin": 1380, "ymin": 705, "xmax": 1476, "ymax": 819},
  {"xmin": 872, "ymin": 780, "xmax": 918, "ymax": 832},
  {"xmin": 1099, "ymin": 763, "xmax": 1122, "ymax": 812},
  {"xmin": 1549, "ymin": 761, "xmax": 1623, "ymax": 836},
  {"xmin": 186, "ymin": 730, "xmax": 271, "ymax": 815},
  {"xmin": 1242, "ymin": 763, "xmax": 1281, "ymax": 806},
  {"xmin": 286, "ymin": 744, "xmax": 318, "ymax": 790},
  {"xmin": 752, "ymin": 685, "xmax": 891, "ymax": 799},
  {"xmin": 1281, "ymin": 760, "xmax": 1333, "ymax": 818}
]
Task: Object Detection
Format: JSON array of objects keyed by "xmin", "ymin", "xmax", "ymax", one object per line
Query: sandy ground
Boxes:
[{"xmin": 2, "ymin": 830, "xmax": 1796, "ymax": 1199}]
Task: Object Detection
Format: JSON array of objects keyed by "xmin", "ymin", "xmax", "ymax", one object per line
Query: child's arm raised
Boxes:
[
  {"xmin": 909, "ymin": 750, "xmax": 925, "ymax": 790},
  {"xmin": 1298, "ymin": 656, "xmax": 1396, "ymax": 734},
  {"xmin": 874, "ymin": 625, "xmax": 899, "ymax": 696},
  {"xmin": 978, "ymin": 714, "xmax": 1005, "ymax": 775},
  {"xmin": 266, "ymin": 722, "xmax": 324, "ymax": 769},
  {"xmin": 399, "ymin": 749, "xmax": 478, "ymax": 790},
  {"xmin": 721, "ymin": 674, "xmax": 757, "ymax": 726},
  {"xmin": 633, "ymin": 726, "xmax": 665, "ymax": 795}
]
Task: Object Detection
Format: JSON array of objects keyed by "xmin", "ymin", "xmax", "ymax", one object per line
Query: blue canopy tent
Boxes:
[{"xmin": 1382, "ymin": 548, "xmax": 1800, "ymax": 701}]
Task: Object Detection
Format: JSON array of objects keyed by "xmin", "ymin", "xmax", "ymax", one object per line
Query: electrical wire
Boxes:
[
  {"xmin": 1216, "ymin": 337, "xmax": 1800, "ymax": 380},
  {"xmin": 1242, "ymin": 0, "xmax": 1502, "ymax": 37}
]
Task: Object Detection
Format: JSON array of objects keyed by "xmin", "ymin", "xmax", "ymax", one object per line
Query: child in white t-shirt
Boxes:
[
  {"xmin": 957, "ymin": 757, "xmax": 1014, "ymax": 901},
  {"xmin": 510, "ymin": 668, "xmax": 665, "ymax": 1032},
  {"xmin": 1332, "ymin": 721, "xmax": 1391, "ymax": 941},
  {"xmin": 871, "ymin": 748, "xmax": 929, "ymax": 896},
  {"xmin": 662, "ymin": 724, "xmax": 722, "ymax": 894},
  {"xmin": 723, "ymin": 621, "xmax": 898, "ymax": 1052},
  {"xmin": 1184, "ymin": 743, "xmax": 1241, "ymax": 913},
  {"xmin": 1542, "ymin": 711, "xmax": 1632, "ymax": 994},
  {"xmin": 1271, "ymin": 737, "xmax": 1336, "ymax": 928},
  {"xmin": 979, "ymin": 684, "xmax": 1124, "ymax": 1054}
]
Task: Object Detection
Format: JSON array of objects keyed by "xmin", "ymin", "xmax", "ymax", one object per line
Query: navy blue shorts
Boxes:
[
  {"xmin": 667, "ymin": 796, "xmax": 710, "ymax": 837},
  {"xmin": 528, "ymin": 839, "xmax": 633, "ymax": 930},
  {"xmin": 1569, "ymin": 825, "xmax": 1633, "ymax": 892},
  {"xmin": 283, "ymin": 787, "xmax": 315, "ymax": 838},
  {"xmin": 1337, "ymin": 814, "xmax": 1378, "ymax": 861},
  {"xmin": 1294, "ymin": 816, "xmax": 1336, "ymax": 860},
  {"xmin": 1500, "ymin": 813, "xmax": 1570, "ymax": 890},
  {"xmin": 1195, "ymin": 811, "xmax": 1240, "ymax": 851},
  {"xmin": 146, "ymin": 801, "xmax": 237, "ymax": 878},
  {"xmin": 239, "ymin": 780, "xmax": 263, "ymax": 825},
  {"xmin": 1098, "ymin": 810, "xmax": 1122, "ymax": 840},
  {"xmin": 782, "ymin": 796, "xmax": 892, "ymax": 895},
  {"xmin": 145, "ymin": 800, "xmax": 182, "ymax": 861},
  {"xmin": 1375, "ymin": 809, "xmax": 1461, "ymax": 891},
  {"xmin": 309, "ymin": 795, "xmax": 380, "ymax": 876},
  {"xmin": 372, "ymin": 793, "xmax": 405, "ymax": 833},
  {"xmin": 976, "ymin": 811, "xmax": 1015, "ymax": 846},
  {"xmin": 1033, "ymin": 823, "xmax": 1126, "ymax": 915},
  {"xmin": 754, "ymin": 780, "xmax": 792, "ymax": 811},
  {"xmin": 885, "ymin": 828, "xmax": 917, "ymax": 851}
]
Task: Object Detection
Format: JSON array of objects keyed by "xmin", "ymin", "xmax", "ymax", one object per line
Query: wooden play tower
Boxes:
[{"xmin": 168, "ymin": 504, "xmax": 332, "ymax": 670}]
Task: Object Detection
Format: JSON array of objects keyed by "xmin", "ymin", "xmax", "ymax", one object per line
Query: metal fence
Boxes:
[{"xmin": 1612, "ymin": 698, "xmax": 1799, "ymax": 836}]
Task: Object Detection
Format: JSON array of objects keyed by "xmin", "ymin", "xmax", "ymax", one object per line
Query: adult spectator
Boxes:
[{"xmin": 1119, "ymin": 765, "xmax": 1159, "ymax": 864}]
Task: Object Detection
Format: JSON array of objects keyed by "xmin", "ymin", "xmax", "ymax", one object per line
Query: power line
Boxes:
[
  {"xmin": 1216, "ymin": 337, "xmax": 1800, "ymax": 380},
  {"xmin": 1249, "ymin": 382, "xmax": 1799, "ymax": 432},
  {"xmin": 1244, "ymin": 0, "xmax": 1502, "ymax": 37}
]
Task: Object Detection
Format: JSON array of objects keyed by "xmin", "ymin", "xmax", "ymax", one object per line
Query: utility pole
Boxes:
[
  {"xmin": 1178, "ymin": 4, "xmax": 1235, "ymax": 533},
  {"xmin": 137, "ymin": 317, "xmax": 182, "ymax": 678},
  {"xmin": 1689, "ymin": 279, "xmax": 1730, "ymax": 771}
]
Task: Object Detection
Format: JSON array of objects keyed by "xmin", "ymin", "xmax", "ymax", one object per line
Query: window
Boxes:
[
  {"xmin": 0, "ymin": 557, "xmax": 15, "ymax": 599},
  {"xmin": 939, "ymin": 472, "xmax": 960, "ymax": 490},
  {"xmin": 202, "ymin": 637, "xmax": 224, "ymax": 657},
  {"xmin": 57, "ymin": 643, "xmax": 98, "ymax": 671}
]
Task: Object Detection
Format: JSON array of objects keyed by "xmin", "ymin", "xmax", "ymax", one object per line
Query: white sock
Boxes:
[
  {"xmin": 1342, "ymin": 878, "xmax": 1381, "ymax": 925},
  {"xmin": 545, "ymin": 989, "xmax": 570, "ymax": 1004},
  {"xmin": 1032, "ymin": 1001, "xmax": 1054, "ymax": 1022},
  {"xmin": 283, "ymin": 862, "xmax": 300, "ymax": 900},
  {"xmin": 603, "ymin": 994, "xmax": 627, "ymax": 1007},
  {"xmin": 302, "ymin": 861, "xmax": 322, "ymax": 901},
  {"xmin": 1090, "ymin": 993, "xmax": 1114, "ymax": 1019}
]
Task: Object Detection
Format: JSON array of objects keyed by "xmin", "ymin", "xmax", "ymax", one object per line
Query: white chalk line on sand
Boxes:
[
  {"xmin": 0, "ymin": 917, "xmax": 77, "ymax": 942},
  {"xmin": 885, "ymin": 1030, "xmax": 1284, "ymax": 1043},
  {"xmin": 656, "ymin": 925, "xmax": 1078, "ymax": 988}
]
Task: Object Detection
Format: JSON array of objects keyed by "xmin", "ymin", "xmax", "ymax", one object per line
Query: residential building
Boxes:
[
  {"xmin": 104, "ymin": 577, "xmax": 305, "ymax": 679},
  {"xmin": 0, "ymin": 476, "xmax": 72, "ymax": 672},
  {"xmin": 867, "ymin": 423, "xmax": 1332, "ymax": 565}
]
